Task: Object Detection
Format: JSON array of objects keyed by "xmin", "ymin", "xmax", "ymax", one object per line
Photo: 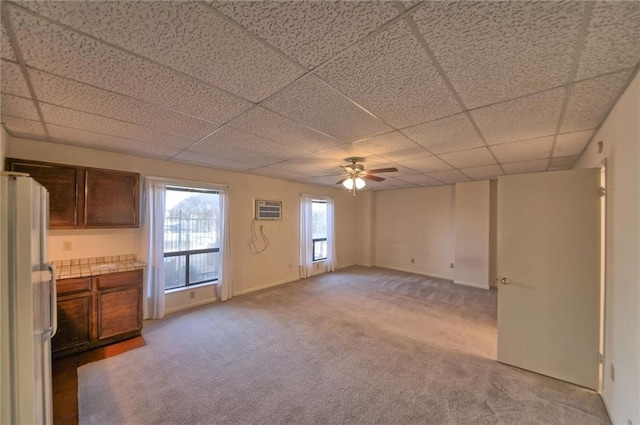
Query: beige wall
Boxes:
[
  {"xmin": 374, "ymin": 186, "xmax": 455, "ymax": 279},
  {"xmin": 453, "ymin": 180, "xmax": 491, "ymax": 289},
  {"xmin": 354, "ymin": 191, "xmax": 375, "ymax": 267},
  {"xmin": 0, "ymin": 127, "xmax": 7, "ymax": 166},
  {"xmin": 7, "ymin": 137, "xmax": 358, "ymax": 314},
  {"xmin": 575, "ymin": 71, "xmax": 639, "ymax": 425}
]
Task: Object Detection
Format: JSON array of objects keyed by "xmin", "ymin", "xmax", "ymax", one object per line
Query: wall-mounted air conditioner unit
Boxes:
[{"xmin": 254, "ymin": 200, "xmax": 282, "ymax": 220}]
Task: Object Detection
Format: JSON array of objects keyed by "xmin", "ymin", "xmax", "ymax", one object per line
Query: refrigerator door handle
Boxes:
[{"xmin": 42, "ymin": 264, "xmax": 58, "ymax": 341}]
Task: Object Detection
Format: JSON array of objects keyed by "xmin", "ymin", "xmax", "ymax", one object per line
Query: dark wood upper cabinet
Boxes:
[{"xmin": 5, "ymin": 158, "xmax": 140, "ymax": 229}]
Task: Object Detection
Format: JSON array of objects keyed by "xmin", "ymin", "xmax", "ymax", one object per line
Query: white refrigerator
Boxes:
[{"xmin": 1, "ymin": 172, "xmax": 57, "ymax": 424}]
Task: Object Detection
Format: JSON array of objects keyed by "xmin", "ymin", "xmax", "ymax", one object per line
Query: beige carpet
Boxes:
[{"xmin": 78, "ymin": 266, "xmax": 610, "ymax": 425}]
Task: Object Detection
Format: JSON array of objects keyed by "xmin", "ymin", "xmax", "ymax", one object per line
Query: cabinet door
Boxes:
[
  {"xmin": 6, "ymin": 159, "xmax": 81, "ymax": 228},
  {"xmin": 52, "ymin": 293, "xmax": 93, "ymax": 352},
  {"xmin": 84, "ymin": 169, "xmax": 139, "ymax": 227},
  {"xmin": 98, "ymin": 286, "xmax": 142, "ymax": 340}
]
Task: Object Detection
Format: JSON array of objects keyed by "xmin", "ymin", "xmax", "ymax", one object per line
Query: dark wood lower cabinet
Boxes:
[{"xmin": 52, "ymin": 270, "xmax": 143, "ymax": 358}]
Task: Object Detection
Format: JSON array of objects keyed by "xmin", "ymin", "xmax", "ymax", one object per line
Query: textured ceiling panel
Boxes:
[
  {"xmin": 554, "ymin": 130, "xmax": 594, "ymax": 157},
  {"xmin": 195, "ymin": 126, "xmax": 310, "ymax": 161},
  {"xmin": 16, "ymin": 1, "xmax": 303, "ymax": 102},
  {"xmin": 40, "ymin": 103, "xmax": 195, "ymax": 149},
  {"xmin": 425, "ymin": 169, "xmax": 469, "ymax": 184},
  {"xmin": 47, "ymin": 124, "xmax": 182, "ymax": 160},
  {"xmin": 472, "ymin": 88, "xmax": 565, "ymax": 145},
  {"xmin": 561, "ymin": 71, "xmax": 631, "ymax": 133},
  {"xmin": 379, "ymin": 145, "xmax": 431, "ymax": 163},
  {"xmin": 217, "ymin": 1, "xmax": 399, "ymax": 69},
  {"xmin": 1, "ymin": 23, "xmax": 17, "ymax": 61},
  {"xmin": 438, "ymin": 147, "xmax": 496, "ymax": 169},
  {"xmin": 413, "ymin": 1, "xmax": 583, "ymax": 109},
  {"xmin": 577, "ymin": 1, "xmax": 640, "ymax": 80},
  {"xmin": 317, "ymin": 20, "xmax": 461, "ymax": 129},
  {"xmin": 263, "ymin": 76, "xmax": 391, "ymax": 142},
  {"xmin": 1, "ymin": 59, "xmax": 30, "ymax": 97},
  {"xmin": 227, "ymin": 106, "xmax": 343, "ymax": 153},
  {"xmin": 7, "ymin": 5, "xmax": 252, "ymax": 124},
  {"xmin": 548, "ymin": 155, "xmax": 579, "ymax": 171},
  {"xmin": 247, "ymin": 166, "xmax": 307, "ymax": 181},
  {"xmin": 29, "ymin": 69, "xmax": 221, "ymax": 140},
  {"xmin": 401, "ymin": 1, "xmax": 423, "ymax": 10},
  {"xmin": 1, "ymin": 115, "xmax": 46, "ymax": 137},
  {"xmin": 401, "ymin": 113, "xmax": 484, "ymax": 154},
  {"xmin": 397, "ymin": 173, "xmax": 439, "ymax": 185},
  {"xmin": 311, "ymin": 143, "xmax": 373, "ymax": 163},
  {"xmin": 502, "ymin": 159, "xmax": 549, "ymax": 175},
  {"xmin": 172, "ymin": 150, "xmax": 254, "ymax": 172},
  {"xmin": 460, "ymin": 164, "xmax": 504, "ymax": 180},
  {"xmin": 268, "ymin": 156, "xmax": 340, "ymax": 177},
  {"xmin": 398, "ymin": 155, "xmax": 452, "ymax": 173},
  {"xmin": 490, "ymin": 137, "xmax": 554, "ymax": 163},
  {"xmin": 353, "ymin": 131, "xmax": 422, "ymax": 156},
  {"xmin": 1, "ymin": 93, "xmax": 39, "ymax": 120}
]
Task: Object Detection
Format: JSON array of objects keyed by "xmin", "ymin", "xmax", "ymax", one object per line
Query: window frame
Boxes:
[{"xmin": 311, "ymin": 200, "xmax": 328, "ymax": 262}]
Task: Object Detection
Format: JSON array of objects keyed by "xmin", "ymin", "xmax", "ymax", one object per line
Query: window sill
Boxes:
[{"xmin": 165, "ymin": 281, "xmax": 217, "ymax": 294}]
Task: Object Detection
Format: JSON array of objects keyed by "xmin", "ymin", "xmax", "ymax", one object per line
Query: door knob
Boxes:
[{"xmin": 500, "ymin": 277, "xmax": 511, "ymax": 285}]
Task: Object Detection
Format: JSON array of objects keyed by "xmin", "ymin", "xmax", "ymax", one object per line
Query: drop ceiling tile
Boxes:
[
  {"xmin": 460, "ymin": 165, "xmax": 504, "ymax": 180},
  {"xmin": 47, "ymin": 124, "xmax": 182, "ymax": 160},
  {"xmin": 548, "ymin": 155, "xmax": 579, "ymax": 171},
  {"xmin": 397, "ymin": 173, "xmax": 439, "ymax": 185},
  {"xmin": 296, "ymin": 175, "xmax": 343, "ymax": 187},
  {"xmin": 1, "ymin": 115, "xmax": 46, "ymax": 137},
  {"xmin": 247, "ymin": 166, "xmax": 307, "ymax": 181},
  {"xmin": 561, "ymin": 71, "xmax": 632, "ymax": 133},
  {"xmin": 7, "ymin": 5, "xmax": 252, "ymax": 124},
  {"xmin": 425, "ymin": 169, "xmax": 469, "ymax": 184},
  {"xmin": 380, "ymin": 145, "xmax": 432, "ymax": 163},
  {"xmin": 172, "ymin": 150, "xmax": 254, "ymax": 172},
  {"xmin": 365, "ymin": 162, "xmax": 417, "ymax": 178},
  {"xmin": 28, "ymin": 69, "xmax": 220, "ymax": 140},
  {"xmin": 1, "ymin": 93, "xmax": 39, "ymax": 120},
  {"xmin": 312, "ymin": 143, "xmax": 373, "ymax": 163},
  {"xmin": 269, "ymin": 156, "xmax": 341, "ymax": 176},
  {"xmin": 317, "ymin": 20, "xmax": 461, "ymax": 129},
  {"xmin": 1, "ymin": 23, "xmax": 17, "ymax": 61},
  {"xmin": 438, "ymin": 147, "xmax": 496, "ymax": 169},
  {"xmin": 398, "ymin": 155, "xmax": 452, "ymax": 173},
  {"xmin": 197, "ymin": 126, "xmax": 310, "ymax": 161},
  {"xmin": 577, "ymin": 1, "xmax": 640, "ymax": 80},
  {"xmin": 471, "ymin": 88, "xmax": 565, "ymax": 145},
  {"xmin": 553, "ymin": 130, "xmax": 594, "ymax": 157},
  {"xmin": 401, "ymin": 1, "xmax": 423, "ymax": 10},
  {"xmin": 490, "ymin": 137, "xmax": 554, "ymax": 163},
  {"xmin": 263, "ymin": 76, "xmax": 391, "ymax": 142},
  {"xmin": 16, "ymin": 1, "xmax": 303, "ymax": 102},
  {"xmin": 353, "ymin": 131, "xmax": 422, "ymax": 156},
  {"xmin": 502, "ymin": 159, "xmax": 549, "ymax": 175},
  {"xmin": 401, "ymin": 113, "xmax": 484, "ymax": 154},
  {"xmin": 217, "ymin": 2, "xmax": 399, "ymax": 69},
  {"xmin": 227, "ymin": 106, "xmax": 342, "ymax": 153},
  {"xmin": 1, "ymin": 60, "xmax": 30, "ymax": 97},
  {"xmin": 413, "ymin": 1, "xmax": 583, "ymax": 109},
  {"xmin": 40, "ymin": 103, "xmax": 195, "ymax": 149}
]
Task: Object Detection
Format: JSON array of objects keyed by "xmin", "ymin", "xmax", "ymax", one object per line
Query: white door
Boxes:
[{"xmin": 497, "ymin": 168, "xmax": 601, "ymax": 389}]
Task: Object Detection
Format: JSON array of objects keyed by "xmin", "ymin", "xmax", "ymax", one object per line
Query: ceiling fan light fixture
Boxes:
[
  {"xmin": 355, "ymin": 176, "xmax": 366, "ymax": 189},
  {"xmin": 343, "ymin": 178, "xmax": 354, "ymax": 190}
]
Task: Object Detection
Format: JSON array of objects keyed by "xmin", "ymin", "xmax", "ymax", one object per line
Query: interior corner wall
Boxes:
[
  {"xmin": 6, "ymin": 137, "xmax": 359, "ymax": 314},
  {"xmin": 453, "ymin": 180, "xmax": 491, "ymax": 289},
  {"xmin": 574, "ymin": 70, "xmax": 640, "ymax": 425},
  {"xmin": 373, "ymin": 186, "xmax": 455, "ymax": 279},
  {"xmin": 0, "ymin": 127, "xmax": 9, "ymax": 166},
  {"xmin": 488, "ymin": 180, "xmax": 498, "ymax": 289},
  {"xmin": 355, "ymin": 191, "xmax": 375, "ymax": 267}
]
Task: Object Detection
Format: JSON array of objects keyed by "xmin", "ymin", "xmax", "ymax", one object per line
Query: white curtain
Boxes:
[
  {"xmin": 215, "ymin": 186, "xmax": 232, "ymax": 301},
  {"xmin": 299, "ymin": 194, "xmax": 314, "ymax": 278},
  {"xmin": 142, "ymin": 179, "xmax": 166, "ymax": 320},
  {"xmin": 300, "ymin": 194, "xmax": 337, "ymax": 278},
  {"xmin": 325, "ymin": 197, "xmax": 337, "ymax": 272}
]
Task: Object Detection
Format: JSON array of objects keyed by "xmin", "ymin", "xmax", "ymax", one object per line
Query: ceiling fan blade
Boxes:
[
  {"xmin": 368, "ymin": 167, "xmax": 399, "ymax": 174},
  {"xmin": 336, "ymin": 177, "xmax": 349, "ymax": 185},
  {"xmin": 363, "ymin": 174, "xmax": 385, "ymax": 182}
]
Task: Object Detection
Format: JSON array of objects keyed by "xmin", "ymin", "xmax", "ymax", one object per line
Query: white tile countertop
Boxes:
[{"xmin": 50, "ymin": 254, "xmax": 146, "ymax": 280}]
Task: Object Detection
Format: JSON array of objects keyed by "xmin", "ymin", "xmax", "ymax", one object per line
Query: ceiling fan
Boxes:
[{"xmin": 336, "ymin": 157, "xmax": 398, "ymax": 195}]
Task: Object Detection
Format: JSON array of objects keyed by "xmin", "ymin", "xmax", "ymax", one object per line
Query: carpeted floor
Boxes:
[{"xmin": 78, "ymin": 266, "xmax": 610, "ymax": 425}]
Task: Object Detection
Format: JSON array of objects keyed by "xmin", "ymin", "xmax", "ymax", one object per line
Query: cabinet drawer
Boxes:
[
  {"xmin": 96, "ymin": 269, "xmax": 143, "ymax": 290},
  {"xmin": 56, "ymin": 277, "xmax": 92, "ymax": 295}
]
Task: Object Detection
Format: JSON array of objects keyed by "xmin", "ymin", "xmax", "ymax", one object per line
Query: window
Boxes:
[
  {"xmin": 164, "ymin": 186, "xmax": 220, "ymax": 290},
  {"xmin": 312, "ymin": 200, "xmax": 328, "ymax": 261}
]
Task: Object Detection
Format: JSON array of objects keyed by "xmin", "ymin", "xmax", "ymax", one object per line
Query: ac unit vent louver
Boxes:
[{"xmin": 254, "ymin": 200, "xmax": 282, "ymax": 220}]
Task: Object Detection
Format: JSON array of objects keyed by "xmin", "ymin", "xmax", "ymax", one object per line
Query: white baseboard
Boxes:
[
  {"xmin": 599, "ymin": 391, "xmax": 616, "ymax": 425},
  {"xmin": 233, "ymin": 276, "xmax": 300, "ymax": 296},
  {"xmin": 454, "ymin": 280, "xmax": 490, "ymax": 290},
  {"xmin": 164, "ymin": 298, "xmax": 217, "ymax": 316},
  {"xmin": 337, "ymin": 263, "xmax": 357, "ymax": 269},
  {"xmin": 376, "ymin": 265, "xmax": 454, "ymax": 281}
]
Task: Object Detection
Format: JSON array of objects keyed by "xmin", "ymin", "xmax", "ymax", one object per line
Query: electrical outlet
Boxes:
[
  {"xmin": 450, "ymin": 263, "xmax": 454, "ymax": 269},
  {"xmin": 610, "ymin": 363, "xmax": 615, "ymax": 382},
  {"xmin": 189, "ymin": 291, "xmax": 195, "ymax": 300},
  {"xmin": 62, "ymin": 241, "xmax": 72, "ymax": 251},
  {"xmin": 411, "ymin": 258, "xmax": 415, "ymax": 263}
]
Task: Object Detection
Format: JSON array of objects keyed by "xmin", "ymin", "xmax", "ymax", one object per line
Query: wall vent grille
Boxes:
[{"xmin": 254, "ymin": 200, "xmax": 282, "ymax": 220}]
